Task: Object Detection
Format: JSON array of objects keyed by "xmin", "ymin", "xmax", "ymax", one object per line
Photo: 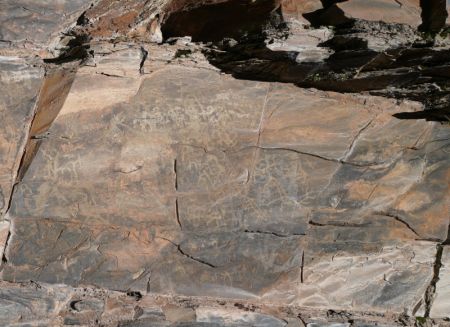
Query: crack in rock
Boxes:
[
  {"xmin": 424, "ymin": 222, "xmax": 450, "ymax": 317},
  {"xmin": 243, "ymin": 230, "xmax": 305, "ymax": 238},
  {"xmin": 158, "ymin": 237, "xmax": 217, "ymax": 268},
  {"xmin": 374, "ymin": 211, "xmax": 422, "ymax": 238}
]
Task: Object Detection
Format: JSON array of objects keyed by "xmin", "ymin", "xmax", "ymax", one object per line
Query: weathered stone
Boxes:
[
  {"xmin": 0, "ymin": 281, "xmax": 72, "ymax": 325},
  {"xmin": 164, "ymin": 305, "xmax": 197, "ymax": 323},
  {"xmin": 0, "ymin": 220, "xmax": 9, "ymax": 261},
  {"xmin": 1, "ymin": 52, "xmax": 448, "ymax": 317},
  {"xmin": 283, "ymin": 0, "xmax": 422, "ymax": 27},
  {"xmin": 430, "ymin": 246, "xmax": 450, "ymax": 319},
  {"xmin": 196, "ymin": 307, "xmax": 287, "ymax": 326},
  {"xmin": 337, "ymin": 0, "xmax": 422, "ymax": 27},
  {"xmin": 0, "ymin": 57, "xmax": 43, "ymax": 217},
  {"xmin": 281, "ymin": 0, "xmax": 323, "ymax": 23},
  {"xmin": 0, "ymin": 0, "xmax": 91, "ymax": 57}
]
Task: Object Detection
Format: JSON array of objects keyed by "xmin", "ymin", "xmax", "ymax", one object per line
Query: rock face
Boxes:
[
  {"xmin": 0, "ymin": 58, "xmax": 42, "ymax": 217},
  {"xmin": 0, "ymin": 0, "xmax": 449, "ymax": 326},
  {"xmin": 0, "ymin": 1, "xmax": 91, "ymax": 58}
]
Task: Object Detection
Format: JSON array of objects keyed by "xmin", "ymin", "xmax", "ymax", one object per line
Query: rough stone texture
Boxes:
[
  {"xmin": 431, "ymin": 246, "xmax": 450, "ymax": 319},
  {"xmin": 281, "ymin": 0, "xmax": 323, "ymax": 23},
  {"xmin": 284, "ymin": 0, "xmax": 423, "ymax": 27},
  {"xmin": 0, "ymin": 1, "xmax": 91, "ymax": 57},
  {"xmin": 0, "ymin": 280, "xmax": 413, "ymax": 326},
  {"xmin": 3, "ymin": 47, "xmax": 449, "ymax": 318},
  {"xmin": 0, "ymin": 57, "xmax": 43, "ymax": 217},
  {"xmin": 335, "ymin": 0, "xmax": 422, "ymax": 26},
  {"xmin": 0, "ymin": 0, "xmax": 450, "ymax": 326}
]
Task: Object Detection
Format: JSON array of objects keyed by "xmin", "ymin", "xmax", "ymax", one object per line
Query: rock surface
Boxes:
[
  {"xmin": 431, "ymin": 246, "xmax": 450, "ymax": 319},
  {"xmin": 0, "ymin": 0, "xmax": 449, "ymax": 326},
  {"xmin": 0, "ymin": 57, "xmax": 43, "ymax": 217},
  {"xmin": 0, "ymin": 0, "xmax": 91, "ymax": 57}
]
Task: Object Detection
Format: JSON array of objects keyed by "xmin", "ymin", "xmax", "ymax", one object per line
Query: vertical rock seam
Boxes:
[{"xmin": 424, "ymin": 223, "xmax": 450, "ymax": 317}]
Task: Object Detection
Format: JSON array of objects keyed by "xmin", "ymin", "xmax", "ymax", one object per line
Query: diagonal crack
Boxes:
[
  {"xmin": 176, "ymin": 243, "xmax": 216, "ymax": 268},
  {"xmin": 158, "ymin": 237, "xmax": 217, "ymax": 268},
  {"xmin": 1, "ymin": 49, "xmax": 81, "ymax": 272},
  {"xmin": 374, "ymin": 211, "xmax": 421, "ymax": 238},
  {"xmin": 393, "ymin": 0, "xmax": 403, "ymax": 7},
  {"xmin": 242, "ymin": 145, "xmax": 396, "ymax": 168},
  {"xmin": 3, "ymin": 94, "xmax": 44, "ymax": 220},
  {"xmin": 340, "ymin": 117, "xmax": 374, "ymax": 161},
  {"xmin": 1, "ymin": 228, "xmax": 11, "ymax": 265}
]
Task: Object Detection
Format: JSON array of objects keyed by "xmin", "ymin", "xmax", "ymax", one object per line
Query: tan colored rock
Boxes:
[
  {"xmin": 0, "ymin": 0, "xmax": 91, "ymax": 57},
  {"xmin": 299, "ymin": 0, "xmax": 425, "ymax": 29},
  {"xmin": 81, "ymin": 0, "xmax": 166, "ymax": 40},
  {"xmin": 0, "ymin": 57, "xmax": 43, "ymax": 217},
  {"xmin": 337, "ymin": 0, "xmax": 422, "ymax": 27},
  {"xmin": 163, "ymin": 305, "xmax": 196, "ymax": 322},
  {"xmin": 2, "ymin": 48, "xmax": 448, "ymax": 317},
  {"xmin": 281, "ymin": 0, "xmax": 323, "ymax": 23}
]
